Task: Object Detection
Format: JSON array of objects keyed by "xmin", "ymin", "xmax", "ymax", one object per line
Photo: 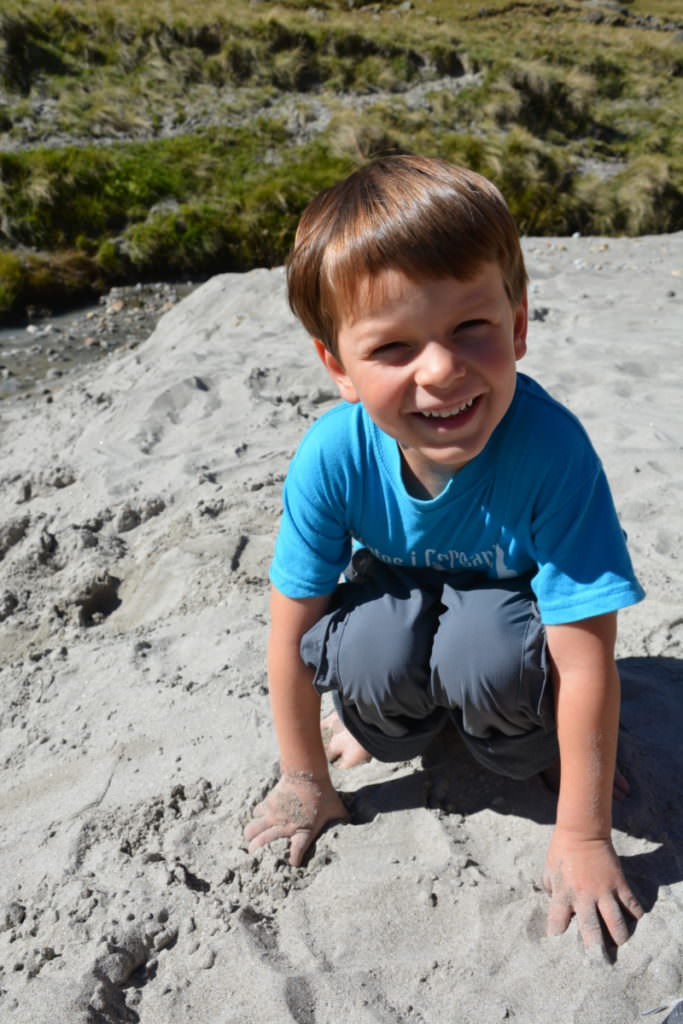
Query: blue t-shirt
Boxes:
[{"xmin": 270, "ymin": 373, "xmax": 644, "ymax": 625}]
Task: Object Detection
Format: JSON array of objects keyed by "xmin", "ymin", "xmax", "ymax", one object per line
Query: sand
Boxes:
[{"xmin": 1, "ymin": 234, "xmax": 682, "ymax": 1023}]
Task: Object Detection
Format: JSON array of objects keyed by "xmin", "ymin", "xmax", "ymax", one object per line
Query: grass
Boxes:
[{"xmin": 0, "ymin": 0, "xmax": 681, "ymax": 319}]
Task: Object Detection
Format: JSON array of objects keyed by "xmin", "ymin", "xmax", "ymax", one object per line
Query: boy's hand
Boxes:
[
  {"xmin": 244, "ymin": 773, "xmax": 350, "ymax": 867},
  {"xmin": 543, "ymin": 826, "xmax": 644, "ymax": 950}
]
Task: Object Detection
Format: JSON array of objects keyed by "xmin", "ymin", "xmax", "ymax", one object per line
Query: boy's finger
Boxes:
[
  {"xmin": 244, "ymin": 817, "xmax": 268, "ymax": 842},
  {"xmin": 617, "ymin": 883, "xmax": 644, "ymax": 922},
  {"xmin": 545, "ymin": 896, "xmax": 573, "ymax": 937},
  {"xmin": 247, "ymin": 822, "xmax": 299, "ymax": 854},
  {"xmin": 245, "ymin": 799, "xmax": 268, "ymax": 824},
  {"xmin": 598, "ymin": 894, "xmax": 630, "ymax": 946},
  {"xmin": 576, "ymin": 903, "xmax": 604, "ymax": 949},
  {"xmin": 288, "ymin": 829, "xmax": 313, "ymax": 867}
]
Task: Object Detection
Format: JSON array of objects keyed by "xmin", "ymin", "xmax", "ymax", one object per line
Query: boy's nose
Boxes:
[{"xmin": 414, "ymin": 341, "xmax": 465, "ymax": 389}]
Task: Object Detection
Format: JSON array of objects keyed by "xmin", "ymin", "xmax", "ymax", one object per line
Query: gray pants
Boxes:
[{"xmin": 301, "ymin": 550, "xmax": 558, "ymax": 780}]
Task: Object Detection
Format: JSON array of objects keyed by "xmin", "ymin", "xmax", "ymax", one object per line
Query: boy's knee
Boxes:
[
  {"xmin": 334, "ymin": 590, "xmax": 434, "ymax": 712},
  {"xmin": 430, "ymin": 581, "xmax": 549, "ymax": 736},
  {"xmin": 301, "ymin": 579, "xmax": 438, "ymax": 720}
]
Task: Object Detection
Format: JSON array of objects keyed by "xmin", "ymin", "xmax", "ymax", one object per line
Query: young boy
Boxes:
[{"xmin": 244, "ymin": 155, "xmax": 645, "ymax": 951}]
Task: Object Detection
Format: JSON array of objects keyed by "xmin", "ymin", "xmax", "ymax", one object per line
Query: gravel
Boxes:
[{"xmin": 0, "ymin": 281, "xmax": 200, "ymax": 401}]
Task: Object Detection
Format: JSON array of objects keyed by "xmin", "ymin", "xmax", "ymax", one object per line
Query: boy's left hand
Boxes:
[
  {"xmin": 245, "ymin": 773, "xmax": 349, "ymax": 867},
  {"xmin": 543, "ymin": 826, "xmax": 644, "ymax": 950}
]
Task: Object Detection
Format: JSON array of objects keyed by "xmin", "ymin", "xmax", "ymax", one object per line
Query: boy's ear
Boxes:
[
  {"xmin": 312, "ymin": 339, "xmax": 360, "ymax": 403},
  {"xmin": 513, "ymin": 290, "xmax": 528, "ymax": 360}
]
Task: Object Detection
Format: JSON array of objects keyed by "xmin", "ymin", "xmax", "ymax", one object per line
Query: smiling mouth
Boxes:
[{"xmin": 417, "ymin": 396, "xmax": 480, "ymax": 420}]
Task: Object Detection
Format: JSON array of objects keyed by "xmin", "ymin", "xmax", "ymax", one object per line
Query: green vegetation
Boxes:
[{"xmin": 0, "ymin": 0, "xmax": 681, "ymax": 319}]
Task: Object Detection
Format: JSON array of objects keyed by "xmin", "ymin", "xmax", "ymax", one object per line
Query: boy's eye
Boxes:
[
  {"xmin": 457, "ymin": 319, "xmax": 489, "ymax": 332},
  {"xmin": 372, "ymin": 341, "xmax": 410, "ymax": 358}
]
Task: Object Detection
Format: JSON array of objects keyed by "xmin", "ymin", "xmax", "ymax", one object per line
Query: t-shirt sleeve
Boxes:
[
  {"xmin": 530, "ymin": 461, "xmax": 645, "ymax": 625},
  {"xmin": 269, "ymin": 415, "xmax": 352, "ymax": 598}
]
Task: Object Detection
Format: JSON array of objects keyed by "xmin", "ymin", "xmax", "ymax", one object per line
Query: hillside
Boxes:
[{"xmin": 0, "ymin": 0, "xmax": 682, "ymax": 320}]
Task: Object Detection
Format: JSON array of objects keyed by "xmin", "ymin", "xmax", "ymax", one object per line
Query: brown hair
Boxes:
[{"xmin": 287, "ymin": 155, "xmax": 527, "ymax": 354}]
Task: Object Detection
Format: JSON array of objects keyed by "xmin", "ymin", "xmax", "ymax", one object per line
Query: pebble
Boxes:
[
  {"xmin": 2, "ymin": 902, "xmax": 26, "ymax": 930},
  {"xmin": 199, "ymin": 948, "xmax": 216, "ymax": 970}
]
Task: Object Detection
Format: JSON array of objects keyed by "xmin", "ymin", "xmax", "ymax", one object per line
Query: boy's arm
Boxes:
[
  {"xmin": 544, "ymin": 612, "xmax": 643, "ymax": 949},
  {"xmin": 244, "ymin": 586, "xmax": 349, "ymax": 866}
]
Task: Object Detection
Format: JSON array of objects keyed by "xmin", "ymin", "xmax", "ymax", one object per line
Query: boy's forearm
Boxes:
[
  {"xmin": 546, "ymin": 614, "xmax": 620, "ymax": 837},
  {"xmin": 269, "ymin": 654, "xmax": 329, "ymax": 779},
  {"xmin": 268, "ymin": 587, "xmax": 333, "ymax": 781},
  {"xmin": 554, "ymin": 661, "xmax": 620, "ymax": 836},
  {"xmin": 543, "ymin": 614, "xmax": 644, "ymax": 947}
]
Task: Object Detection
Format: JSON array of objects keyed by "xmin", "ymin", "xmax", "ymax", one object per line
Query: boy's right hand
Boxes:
[{"xmin": 244, "ymin": 773, "xmax": 350, "ymax": 867}]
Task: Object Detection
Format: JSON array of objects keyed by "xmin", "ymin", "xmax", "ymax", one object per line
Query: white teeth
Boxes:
[{"xmin": 422, "ymin": 399, "xmax": 475, "ymax": 418}]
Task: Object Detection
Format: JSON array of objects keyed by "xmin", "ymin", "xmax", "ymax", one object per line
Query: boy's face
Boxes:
[{"xmin": 314, "ymin": 263, "xmax": 528, "ymax": 497}]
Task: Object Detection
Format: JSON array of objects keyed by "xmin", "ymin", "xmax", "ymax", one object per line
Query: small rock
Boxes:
[
  {"xmin": 153, "ymin": 927, "xmax": 176, "ymax": 952},
  {"xmin": 43, "ymin": 465, "xmax": 76, "ymax": 488},
  {"xmin": 16, "ymin": 479, "xmax": 32, "ymax": 503},
  {"xmin": 143, "ymin": 496, "xmax": 166, "ymax": 520},
  {"xmin": 199, "ymin": 948, "xmax": 216, "ymax": 970},
  {"xmin": 2, "ymin": 901, "xmax": 26, "ymax": 931},
  {"xmin": 0, "ymin": 590, "xmax": 19, "ymax": 622},
  {"xmin": 116, "ymin": 505, "xmax": 142, "ymax": 532}
]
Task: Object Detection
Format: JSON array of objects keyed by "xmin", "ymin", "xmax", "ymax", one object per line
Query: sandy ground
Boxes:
[{"xmin": 1, "ymin": 234, "xmax": 682, "ymax": 1024}]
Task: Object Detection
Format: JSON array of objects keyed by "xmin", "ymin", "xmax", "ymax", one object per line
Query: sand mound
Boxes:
[{"xmin": 1, "ymin": 237, "xmax": 682, "ymax": 1023}]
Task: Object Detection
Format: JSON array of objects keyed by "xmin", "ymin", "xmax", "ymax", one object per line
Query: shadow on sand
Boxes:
[{"xmin": 339, "ymin": 656, "xmax": 682, "ymax": 934}]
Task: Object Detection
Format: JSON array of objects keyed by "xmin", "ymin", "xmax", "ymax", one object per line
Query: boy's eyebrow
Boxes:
[
  {"xmin": 345, "ymin": 283, "xmax": 500, "ymax": 330},
  {"xmin": 341, "ymin": 318, "xmax": 397, "ymax": 340}
]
